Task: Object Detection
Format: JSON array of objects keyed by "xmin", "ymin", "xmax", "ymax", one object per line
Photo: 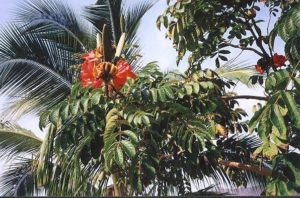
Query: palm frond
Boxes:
[
  {"xmin": 0, "ymin": 157, "xmax": 39, "ymax": 196},
  {"xmin": 44, "ymin": 137, "xmax": 105, "ymax": 196},
  {"xmin": 13, "ymin": 0, "xmax": 93, "ymax": 52},
  {"xmin": 188, "ymin": 185, "xmax": 228, "ymax": 195},
  {"xmin": 217, "ymin": 133, "xmax": 267, "ymax": 191},
  {"xmin": 84, "ymin": 0, "xmax": 122, "ymax": 44},
  {"xmin": 122, "ymin": 0, "xmax": 156, "ymax": 70},
  {"xmin": 0, "ymin": 58, "xmax": 71, "ymax": 119},
  {"xmin": 0, "ymin": 59, "xmax": 71, "ymax": 87},
  {"xmin": 0, "ymin": 24, "xmax": 74, "ymax": 119},
  {"xmin": 215, "ymin": 59, "xmax": 260, "ymax": 87},
  {"xmin": 123, "ymin": 0, "xmax": 155, "ymax": 46},
  {"xmin": 0, "ymin": 121, "xmax": 42, "ymax": 159}
]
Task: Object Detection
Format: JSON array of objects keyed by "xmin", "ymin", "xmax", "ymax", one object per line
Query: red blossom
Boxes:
[
  {"xmin": 255, "ymin": 65, "xmax": 265, "ymax": 74},
  {"xmin": 80, "ymin": 50, "xmax": 103, "ymax": 88},
  {"xmin": 272, "ymin": 53, "xmax": 286, "ymax": 68},
  {"xmin": 80, "ymin": 50, "xmax": 137, "ymax": 90},
  {"xmin": 113, "ymin": 59, "xmax": 137, "ymax": 90}
]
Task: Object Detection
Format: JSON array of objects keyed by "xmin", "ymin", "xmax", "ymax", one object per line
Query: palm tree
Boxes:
[
  {"xmin": 0, "ymin": 0, "xmax": 153, "ymax": 119},
  {"xmin": 0, "ymin": 121, "xmax": 42, "ymax": 196},
  {"xmin": 0, "ymin": 0, "xmax": 155, "ymax": 195}
]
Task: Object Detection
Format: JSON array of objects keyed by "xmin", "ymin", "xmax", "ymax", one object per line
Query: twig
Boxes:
[
  {"xmin": 221, "ymin": 95, "xmax": 268, "ymax": 101},
  {"xmin": 224, "ymin": 41, "xmax": 264, "ymax": 57},
  {"xmin": 250, "ymin": 18, "xmax": 270, "ymax": 58},
  {"xmin": 239, "ymin": 9, "xmax": 269, "ymax": 58},
  {"xmin": 267, "ymin": 12, "xmax": 274, "ymax": 60},
  {"xmin": 112, "ymin": 86, "xmax": 125, "ymax": 99}
]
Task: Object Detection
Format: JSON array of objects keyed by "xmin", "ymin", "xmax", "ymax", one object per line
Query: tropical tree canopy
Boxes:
[{"xmin": 0, "ymin": 0, "xmax": 300, "ymax": 196}]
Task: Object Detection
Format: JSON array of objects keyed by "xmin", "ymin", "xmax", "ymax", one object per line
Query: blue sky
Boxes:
[{"xmin": 0, "ymin": 0, "xmax": 285, "ymax": 183}]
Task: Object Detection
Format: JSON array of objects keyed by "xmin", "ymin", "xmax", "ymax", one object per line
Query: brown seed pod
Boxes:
[
  {"xmin": 110, "ymin": 65, "xmax": 117, "ymax": 75},
  {"xmin": 245, "ymin": 8, "xmax": 256, "ymax": 18},
  {"xmin": 104, "ymin": 62, "xmax": 112, "ymax": 73}
]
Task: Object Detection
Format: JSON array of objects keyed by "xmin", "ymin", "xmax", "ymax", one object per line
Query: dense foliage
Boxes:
[
  {"xmin": 157, "ymin": 0, "xmax": 300, "ymax": 195},
  {"xmin": 37, "ymin": 62, "xmax": 254, "ymax": 195}
]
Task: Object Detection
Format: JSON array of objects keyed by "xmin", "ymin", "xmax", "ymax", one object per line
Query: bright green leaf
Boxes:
[
  {"xmin": 184, "ymin": 84, "xmax": 193, "ymax": 95},
  {"xmin": 121, "ymin": 140, "xmax": 136, "ymax": 158},
  {"xmin": 123, "ymin": 130, "xmax": 138, "ymax": 145},
  {"xmin": 115, "ymin": 146, "xmax": 124, "ymax": 167},
  {"xmin": 163, "ymin": 86, "xmax": 175, "ymax": 99},
  {"xmin": 150, "ymin": 88, "xmax": 158, "ymax": 103}
]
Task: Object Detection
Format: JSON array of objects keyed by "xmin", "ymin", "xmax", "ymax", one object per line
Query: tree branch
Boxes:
[
  {"xmin": 224, "ymin": 41, "xmax": 264, "ymax": 57},
  {"xmin": 219, "ymin": 160, "xmax": 272, "ymax": 177},
  {"xmin": 221, "ymin": 95, "xmax": 268, "ymax": 101}
]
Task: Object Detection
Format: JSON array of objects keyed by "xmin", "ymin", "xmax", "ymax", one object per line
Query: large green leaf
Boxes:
[
  {"xmin": 265, "ymin": 70, "xmax": 290, "ymax": 91},
  {"xmin": 248, "ymin": 105, "xmax": 270, "ymax": 133},
  {"xmin": 281, "ymin": 91, "xmax": 300, "ymax": 130},
  {"xmin": 121, "ymin": 140, "xmax": 136, "ymax": 158},
  {"xmin": 270, "ymin": 104, "xmax": 287, "ymax": 137},
  {"xmin": 114, "ymin": 146, "xmax": 124, "ymax": 167},
  {"xmin": 273, "ymin": 3, "xmax": 300, "ymax": 63}
]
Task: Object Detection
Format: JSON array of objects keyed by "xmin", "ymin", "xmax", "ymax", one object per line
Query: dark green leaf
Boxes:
[
  {"xmin": 271, "ymin": 104, "xmax": 287, "ymax": 137},
  {"xmin": 39, "ymin": 111, "xmax": 50, "ymax": 130},
  {"xmin": 282, "ymin": 91, "xmax": 300, "ymax": 130},
  {"xmin": 158, "ymin": 88, "xmax": 167, "ymax": 102}
]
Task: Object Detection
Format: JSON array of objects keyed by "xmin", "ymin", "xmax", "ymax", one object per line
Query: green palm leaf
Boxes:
[
  {"xmin": 215, "ymin": 60, "xmax": 259, "ymax": 87},
  {"xmin": 14, "ymin": 0, "xmax": 93, "ymax": 52},
  {"xmin": 123, "ymin": 0, "xmax": 156, "ymax": 70},
  {"xmin": 0, "ymin": 57, "xmax": 71, "ymax": 119},
  {"xmin": 218, "ymin": 133, "xmax": 267, "ymax": 190},
  {"xmin": 84, "ymin": 0, "xmax": 122, "ymax": 44},
  {"xmin": 0, "ymin": 121, "xmax": 42, "ymax": 159},
  {"xmin": 0, "ymin": 157, "xmax": 39, "ymax": 196}
]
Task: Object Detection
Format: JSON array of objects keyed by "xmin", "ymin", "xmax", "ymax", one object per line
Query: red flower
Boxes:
[
  {"xmin": 272, "ymin": 53, "xmax": 286, "ymax": 68},
  {"xmin": 255, "ymin": 65, "xmax": 265, "ymax": 74},
  {"xmin": 113, "ymin": 59, "xmax": 137, "ymax": 90},
  {"xmin": 80, "ymin": 50, "xmax": 137, "ymax": 90},
  {"xmin": 80, "ymin": 50, "xmax": 103, "ymax": 88}
]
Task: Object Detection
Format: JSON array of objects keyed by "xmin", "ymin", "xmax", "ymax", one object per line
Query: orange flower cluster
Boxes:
[
  {"xmin": 255, "ymin": 53, "xmax": 287, "ymax": 74},
  {"xmin": 80, "ymin": 49, "xmax": 137, "ymax": 90}
]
